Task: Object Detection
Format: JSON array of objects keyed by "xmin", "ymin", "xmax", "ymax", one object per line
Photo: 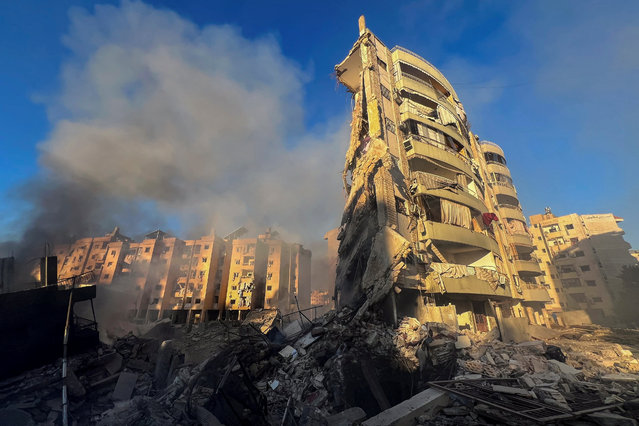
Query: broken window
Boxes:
[
  {"xmin": 195, "ymin": 298, "xmax": 201, "ymax": 304},
  {"xmin": 267, "ymin": 273, "xmax": 273, "ymax": 280},
  {"xmin": 202, "ymin": 257, "xmax": 207, "ymax": 263},
  {"xmin": 377, "ymin": 57, "xmax": 387, "ymax": 71},
  {"xmin": 267, "ymin": 285, "xmax": 272, "ymax": 291},
  {"xmin": 380, "ymin": 84, "xmax": 391, "ymax": 100},
  {"xmin": 145, "ymin": 247, "xmax": 150, "ymax": 253},
  {"xmin": 151, "ymin": 298, "xmax": 159, "ymax": 305},
  {"xmin": 565, "ymin": 224, "xmax": 574, "ymax": 230},
  {"xmin": 560, "ymin": 265, "xmax": 576, "ymax": 273},
  {"xmin": 107, "ymin": 262, "xmax": 113, "ymax": 267},
  {"xmin": 204, "ymin": 245, "xmax": 209, "ymax": 250},
  {"xmin": 103, "ymin": 274, "xmax": 110, "ymax": 279},
  {"xmin": 233, "ymin": 272, "xmax": 239, "ymax": 279}
]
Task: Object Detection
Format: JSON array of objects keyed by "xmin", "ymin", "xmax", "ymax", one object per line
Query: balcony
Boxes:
[
  {"xmin": 391, "ymin": 47, "xmax": 457, "ymax": 100},
  {"xmin": 485, "ymin": 161, "xmax": 511, "ymax": 177},
  {"xmin": 404, "ymin": 135, "xmax": 474, "ymax": 179},
  {"xmin": 521, "ymin": 285, "xmax": 551, "ymax": 303},
  {"xmin": 399, "ymin": 101, "xmax": 468, "ymax": 149},
  {"xmin": 490, "ymin": 181, "xmax": 518, "ymax": 200},
  {"xmin": 419, "ymin": 220, "xmax": 500, "ymax": 254},
  {"xmin": 411, "ymin": 171, "xmax": 486, "ymax": 213},
  {"xmin": 395, "ymin": 76, "xmax": 459, "ymax": 121},
  {"xmin": 514, "ymin": 259, "xmax": 543, "ymax": 276},
  {"xmin": 417, "ymin": 273, "xmax": 511, "ymax": 298},
  {"xmin": 506, "ymin": 231, "xmax": 534, "ymax": 246},
  {"xmin": 498, "ymin": 204, "xmax": 526, "ymax": 222}
]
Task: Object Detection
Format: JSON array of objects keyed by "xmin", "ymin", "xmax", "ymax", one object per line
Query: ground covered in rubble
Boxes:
[{"xmin": 2, "ymin": 310, "xmax": 639, "ymax": 425}]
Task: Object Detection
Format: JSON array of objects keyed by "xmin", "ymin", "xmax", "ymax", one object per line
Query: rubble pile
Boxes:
[{"xmin": 2, "ymin": 312, "xmax": 639, "ymax": 425}]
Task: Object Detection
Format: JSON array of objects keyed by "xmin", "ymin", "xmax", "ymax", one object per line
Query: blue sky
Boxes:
[{"xmin": 1, "ymin": 0, "xmax": 638, "ymax": 248}]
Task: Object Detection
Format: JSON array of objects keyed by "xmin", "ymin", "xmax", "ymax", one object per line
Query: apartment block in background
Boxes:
[
  {"xmin": 224, "ymin": 230, "xmax": 311, "ymax": 318},
  {"xmin": 530, "ymin": 209, "xmax": 636, "ymax": 325}
]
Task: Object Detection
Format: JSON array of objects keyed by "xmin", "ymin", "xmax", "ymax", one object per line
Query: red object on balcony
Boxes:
[{"xmin": 482, "ymin": 213, "xmax": 498, "ymax": 226}]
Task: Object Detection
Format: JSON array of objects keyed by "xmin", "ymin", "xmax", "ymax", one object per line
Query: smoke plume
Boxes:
[{"xmin": 4, "ymin": 1, "xmax": 347, "ymax": 270}]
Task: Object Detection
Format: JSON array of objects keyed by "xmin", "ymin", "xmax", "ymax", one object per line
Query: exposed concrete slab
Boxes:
[
  {"xmin": 588, "ymin": 412, "xmax": 638, "ymax": 426},
  {"xmin": 362, "ymin": 388, "xmax": 449, "ymax": 426},
  {"xmin": 112, "ymin": 372, "xmax": 138, "ymax": 401},
  {"xmin": 326, "ymin": 407, "xmax": 367, "ymax": 426}
]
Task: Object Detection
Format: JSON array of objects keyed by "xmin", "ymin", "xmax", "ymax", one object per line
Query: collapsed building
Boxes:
[{"xmin": 334, "ymin": 17, "xmax": 551, "ymax": 334}]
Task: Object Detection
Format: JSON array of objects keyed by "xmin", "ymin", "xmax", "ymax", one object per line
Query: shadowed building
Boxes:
[{"xmin": 530, "ymin": 210, "xmax": 637, "ymax": 325}]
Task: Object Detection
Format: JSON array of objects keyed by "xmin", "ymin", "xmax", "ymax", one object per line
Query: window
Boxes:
[
  {"xmin": 580, "ymin": 265, "xmax": 591, "ymax": 272},
  {"xmin": 574, "ymin": 250, "xmax": 584, "ymax": 257},
  {"xmin": 186, "ymin": 297, "xmax": 192, "ymax": 303},
  {"xmin": 235, "ymin": 260, "xmax": 240, "ymax": 265},
  {"xmin": 484, "ymin": 152, "xmax": 507, "ymax": 165},
  {"xmin": 202, "ymin": 257, "xmax": 207, "ymax": 263},
  {"xmin": 191, "ymin": 271, "xmax": 196, "ymax": 278},
  {"xmin": 267, "ymin": 285, "xmax": 272, "ymax": 291},
  {"xmin": 233, "ymin": 272, "xmax": 239, "ymax": 279},
  {"xmin": 107, "ymin": 262, "xmax": 113, "ymax": 267},
  {"xmin": 151, "ymin": 298, "xmax": 159, "ymax": 305},
  {"xmin": 385, "ymin": 117, "xmax": 396, "ymax": 134},
  {"xmin": 78, "ymin": 255, "xmax": 83, "ymax": 261},
  {"xmin": 380, "ymin": 84, "xmax": 391, "ymax": 100},
  {"xmin": 537, "ymin": 237, "xmax": 542, "ymax": 240},
  {"xmin": 377, "ymin": 57, "xmax": 387, "ymax": 71},
  {"xmin": 155, "ymin": 285, "xmax": 162, "ymax": 290},
  {"xmin": 586, "ymin": 280, "xmax": 597, "ymax": 287},
  {"xmin": 562, "ymin": 278, "xmax": 581, "ymax": 288},
  {"xmin": 195, "ymin": 298, "xmax": 201, "ymax": 304},
  {"xmin": 592, "ymin": 297, "xmax": 602, "ymax": 303},
  {"xmin": 232, "ymin": 286, "xmax": 237, "ymax": 290},
  {"xmin": 236, "ymin": 247, "xmax": 241, "ymax": 252},
  {"xmin": 560, "ymin": 265, "xmax": 576, "ymax": 273},
  {"xmin": 268, "ymin": 260, "xmax": 274, "ymax": 266},
  {"xmin": 204, "ymin": 245, "xmax": 209, "ymax": 250},
  {"xmin": 145, "ymin": 247, "xmax": 151, "ymax": 253},
  {"xmin": 230, "ymin": 299, "xmax": 236, "ymax": 305},
  {"xmin": 565, "ymin": 224, "xmax": 574, "ymax": 230},
  {"xmin": 103, "ymin": 274, "xmax": 110, "ymax": 279},
  {"xmin": 102, "ymin": 242, "xmax": 108, "ymax": 249},
  {"xmin": 266, "ymin": 298, "xmax": 272, "ymax": 305},
  {"xmin": 267, "ymin": 273, "xmax": 273, "ymax": 280},
  {"xmin": 569, "ymin": 293, "xmax": 587, "ymax": 303},
  {"xmin": 199, "ymin": 271, "xmax": 205, "ymax": 278}
]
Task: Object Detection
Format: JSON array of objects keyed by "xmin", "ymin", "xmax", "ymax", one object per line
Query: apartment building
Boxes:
[
  {"xmin": 479, "ymin": 141, "xmax": 550, "ymax": 326},
  {"xmin": 224, "ymin": 230, "xmax": 311, "ymax": 318},
  {"xmin": 530, "ymin": 210, "xmax": 636, "ymax": 324},
  {"xmin": 333, "ymin": 17, "xmax": 549, "ymax": 333}
]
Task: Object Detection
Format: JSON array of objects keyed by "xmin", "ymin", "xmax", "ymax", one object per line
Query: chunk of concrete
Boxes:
[
  {"xmin": 362, "ymin": 388, "xmax": 449, "ymax": 426},
  {"xmin": 455, "ymin": 335, "xmax": 471, "ymax": 349},
  {"xmin": 491, "ymin": 384, "xmax": 536, "ymax": 398},
  {"xmin": 517, "ymin": 341, "xmax": 546, "ymax": 355},
  {"xmin": 104, "ymin": 352, "xmax": 124, "ymax": 375},
  {"xmin": 548, "ymin": 359, "xmax": 582, "ymax": 379},
  {"xmin": 65, "ymin": 369, "xmax": 86, "ymax": 398},
  {"xmin": 326, "ymin": 407, "xmax": 367, "ymax": 426},
  {"xmin": 601, "ymin": 373, "xmax": 639, "ymax": 383},
  {"xmin": 278, "ymin": 345, "xmax": 298, "ymax": 360},
  {"xmin": 588, "ymin": 412, "xmax": 638, "ymax": 426},
  {"xmin": 112, "ymin": 372, "xmax": 138, "ymax": 401}
]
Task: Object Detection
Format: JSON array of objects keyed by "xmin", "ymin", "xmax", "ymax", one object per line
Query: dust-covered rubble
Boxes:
[{"xmin": 2, "ymin": 312, "xmax": 639, "ymax": 425}]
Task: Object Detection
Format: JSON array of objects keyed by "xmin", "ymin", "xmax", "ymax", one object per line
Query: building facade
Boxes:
[
  {"xmin": 530, "ymin": 210, "xmax": 637, "ymax": 324},
  {"xmin": 224, "ymin": 230, "xmax": 311, "ymax": 318},
  {"xmin": 333, "ymin": 17, "xmax": 550, "ymax": 333},
  {"xmin": 43, "ymin": 228, "xmax": 310, "ymax": 323}
]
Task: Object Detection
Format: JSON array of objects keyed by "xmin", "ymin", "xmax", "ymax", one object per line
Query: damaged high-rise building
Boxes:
[{"xmin": 333, "ymin": 17, "xmax": 551, "ymax": 333}]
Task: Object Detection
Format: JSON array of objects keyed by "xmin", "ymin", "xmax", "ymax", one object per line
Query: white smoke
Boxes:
[{"xmin": 35, "ymin": 1, "xmax": 347, "ymax": 245}]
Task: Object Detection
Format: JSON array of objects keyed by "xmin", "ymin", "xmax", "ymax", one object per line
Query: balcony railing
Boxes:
[
  {"xmin": 404, "ymin": 134, "xmax": 473, "ymax": 168},
  {"xmin": 411, "ymin": 171, "xmax": 479, "ymax": 199},
  {"xmin": 489, "ymin": 180, "xmax": 515, "ymax": 189}
]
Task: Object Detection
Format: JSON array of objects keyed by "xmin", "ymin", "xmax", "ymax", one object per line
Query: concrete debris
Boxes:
[{"xmin": 1, "ymin": 310, "xmax": 639, "ymax": 425}]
